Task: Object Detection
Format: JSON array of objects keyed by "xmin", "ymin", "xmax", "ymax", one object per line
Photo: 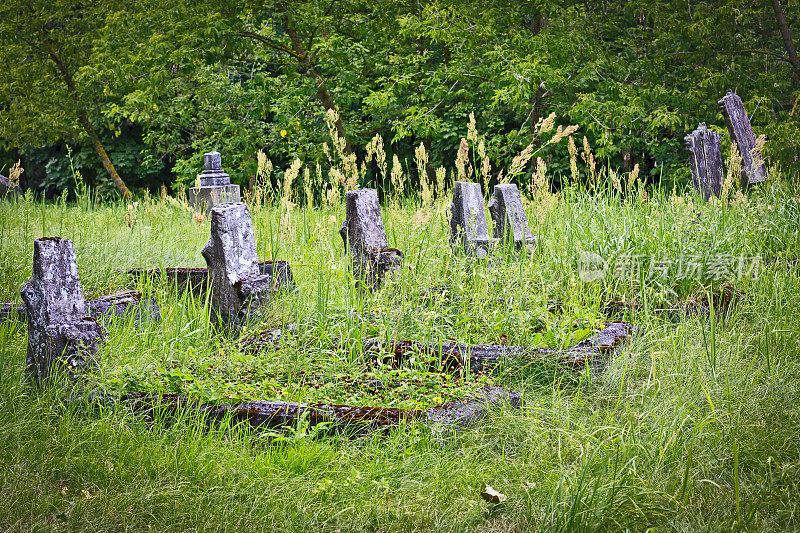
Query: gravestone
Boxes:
[
  {"xmin": 20, "ymin": 238, "xmax": 105, "ymax": 383},
  {"xmin": 201, "ymin": 202, "xmax": 274, "ymax": 327},
  {"xmin": 487, "ymin": 184, "xmax": 536, "ymax": 250},
  {"xmin": 0, "ymin": 174, "xmax": 20, "ymax": 199},
  {"xmin": 685, "ymin": 123, "xmax": 724, "ymax": 200},
  {"xmin": 449, "ymin": 181, "xmax": 495, "ymax": 258},
  {"xmin": 719, "ymin": 91, "xmax": 767, "ymax": 185},
  {"xmin": 339, "ymin": 188, "xmax": 403, "ymax": 290},
  {"xmin": 188, "ymin": 151, "xmax": 241, "ymax": 215}
]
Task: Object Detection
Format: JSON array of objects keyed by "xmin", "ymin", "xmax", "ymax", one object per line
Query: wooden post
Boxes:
[
  {"xmin": 685, "ymin": 123, "xmax": 724, "ymax": 200},
  {"xmin": 719, "ymin": 91, "xmax": 767, "ymax": 185}
]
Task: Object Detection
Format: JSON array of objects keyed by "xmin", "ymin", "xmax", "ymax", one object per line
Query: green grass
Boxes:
[{"xmin": 1, "ymin": 177, "xmax": 799, "ymax": 531}]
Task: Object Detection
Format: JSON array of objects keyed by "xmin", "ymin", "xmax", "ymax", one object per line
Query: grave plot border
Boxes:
[
  {"xmin": 89, "ymin": 385, "xmax": 522, "ymax": 436},
  {"xmin": 125, "ymin": 261, "xmax": 295, "ymax": 295},
  {"xmin": 1, "ymin": 290, "xmax": 160, "ymax": 325}
]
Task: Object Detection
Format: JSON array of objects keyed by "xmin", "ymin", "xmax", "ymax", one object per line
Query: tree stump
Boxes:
[
  {"xmin": 201, "ymin": 203, "xmax": 274, "ymax": 327},
  {"xmin": 339, "ymin": 188, "xmax": 402, "ymax": 290},
  {"xmin": 685, "ymin": 123, "xmax": 724, "ymax": 200},
  {"xmin": 487, "ymin": 184, "xmax": 536, "ymax": 250},
  {"xmin": 20, "ymin": 237, "xmax": 105, "ymax": 383},
  {"xmin": 719, "ymin": 91, "xmax": 767, "ymax": 185}
]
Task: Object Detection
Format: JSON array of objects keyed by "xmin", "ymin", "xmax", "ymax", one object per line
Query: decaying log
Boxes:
[{"xmin": 103, "ymin": 385, "xmax": 520, "ymax": 435}]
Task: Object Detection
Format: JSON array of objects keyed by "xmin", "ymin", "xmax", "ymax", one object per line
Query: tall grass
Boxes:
[{"xmin": 0, "ymin": 157, "xmax": 799, "ymax": 530}]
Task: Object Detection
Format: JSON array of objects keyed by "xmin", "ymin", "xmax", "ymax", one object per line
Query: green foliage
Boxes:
[{"xmin": 1, "ymin": 0, "xmax": 798, "ymax": 193}]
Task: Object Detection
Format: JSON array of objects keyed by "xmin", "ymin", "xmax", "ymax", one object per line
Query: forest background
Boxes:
[{"xmin": 1, "ymin": 0, "xmax": 798, "ymax": 198}]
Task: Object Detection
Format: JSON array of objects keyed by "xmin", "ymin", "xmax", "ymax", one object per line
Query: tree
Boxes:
[{"xmin": 0, "ymin": 0, "xmax": 132, "ymax": 197}]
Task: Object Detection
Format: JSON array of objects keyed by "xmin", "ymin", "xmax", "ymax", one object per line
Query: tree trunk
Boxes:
[
  {"xmin": 282, "ymin": 17, "xmax": 350, "ymax": 152},
  {"xmin": 772, "ymin": 0, "xmax": 800, "ymax": 85},
  {"xmin": 48, "ymin": 50, "xmax": 132, "ymax": 198}
]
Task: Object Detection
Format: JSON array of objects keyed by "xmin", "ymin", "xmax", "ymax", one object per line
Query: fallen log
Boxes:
[{"xmin": 94, "ymin": 385, "xmax": 521, "ymax": 435}]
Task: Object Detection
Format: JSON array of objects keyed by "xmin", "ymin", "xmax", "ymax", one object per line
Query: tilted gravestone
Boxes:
[
  {"xmin": 1, "ymin": 174, "xmax": 20, "ymax": 199},
  {"xmin": 20, "ymin": 238, "xmax": 105, "ymax": 383},
  {"xmin": 449, "ymin": 181, "xmax": 495, "ymax": 258},
  {"xmin": 189, "ymin": 151, "xmax": 241, "ymax": 215},
  {"xmin": 201, "ymin": 202, "xmax": 274, "ymax": 327},
  {"xmin": 685, "ymin": 123, "xmax": 724, "ymax": 200},
  {"xmin": 487, "ymin": 184, "xmax": 536, "ymax": 250},
  {"xmin": 339, "ymin": 188, "xmax": 403, "ymax": 290},
  {"xmin": 719, "ymin": 91, "xmax": 767, "ymax": 185}
]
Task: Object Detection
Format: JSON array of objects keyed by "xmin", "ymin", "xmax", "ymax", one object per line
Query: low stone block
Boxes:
[
  {"xmin": 188, "ymin": 185, "xmax": 241, "ymax": 215},
  {"xmin": 449, "ymin": 181, "xmax": 495, "ymax": 258},
  {"xmin": 20, "ymin": 237, "xmax": 105, "ymax": 383},
  {"xmin": 487, "ymin": 184, "xmax": 535, "ymax": 250},
  {"xmin": 339, "ymin": 188, "xmax": 402, "ymax": 289},
  {"xmin": 201, "ymin": 203, "xmax": 275, "ymax": 327},
  {"xmin": 189, "ymin": 151, "xmax": 241, "ymax": 215}
]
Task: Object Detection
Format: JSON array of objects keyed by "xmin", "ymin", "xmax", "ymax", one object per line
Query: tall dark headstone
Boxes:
[
  {"xmin": 449, "ymin": 181, "xmax": 495, "ymax": 258},
  {"xmin": 189, "ymin": 151, "xmax": 241, "ymax": 215},
  {"xmin": 339, "ymin": 188, "xmax": 403, "ymax": 290},
  {"xmin": 201, "ymin": 203, "xmax": 274, "ymax": 327},
  {"xmin": 20, "ymin": 238, "xmax": 105, "ymax": 383},
  {"xmin": 685, "ymin": 123, "xmax": 724, "ymax": 200},
  {"xmin": 487, "ymin": 184, "xmax": 536, "ymax": 250},
  {"xmin": 719, "ymin": 91, "xmax": 767, "ymax": 185}
]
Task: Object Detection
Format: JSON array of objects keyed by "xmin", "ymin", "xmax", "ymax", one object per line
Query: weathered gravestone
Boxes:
[
  {"xmin": 0, "ymin": 174, "xmax": 20, "ymax": 199},
  {"xmin": 449, "ymin": 181, "xmax": 495, "ymax": 258},
  {"xmin": 201, "ymin": 202, "xmax": 275, "ymax": 327},
  {"xmin": 685, "ymin": 123, "xmax": 724, "ymax": 200},
  {"xmin": 719, "ymin": 91, "xmax": 767, "ymax": 185},
  {"xmin": 20, "ymin": 238, "xmax": 106, "ymax": 383},
  {"xmin": 487, "ymin": 184, "xmax": 536, "ymax": 250},
  {"xmin": 339, "ymin": 188, "xmax": 403, "ymax": 290},
  {"xmin": 189, "ymin": 151, "xmax": 241, "ymax": 215}
]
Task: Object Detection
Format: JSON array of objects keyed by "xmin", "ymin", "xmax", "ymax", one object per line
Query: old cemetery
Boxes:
[{"xmin": 1, "ymin": 115, "xmax": 799, "ymax": 530}]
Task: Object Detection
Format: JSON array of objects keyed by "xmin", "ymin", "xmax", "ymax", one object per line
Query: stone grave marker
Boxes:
[
  {"xmin": 449, "ymin": 181, "xmax": 495, "ymax": 258},
  {"xmin": 1, "ymin": 174, "xmax": 20, "ymax": 199},
  {"xmin": 685, "ymin": 123, "xmax": 724, "ymax": 200},
  {"xmin": 189, "ymin": 151, "xmax": 241, "ymax": 215},
  {"xmin": 719, "ymin": 91, "xmax": 767, "ymax": 185},
  {"xmin": 339, "ymin": 188, "xmax": 403, "ymax": 290},
  {"xmin": 20, "ymin": 237, "xmax": 105, "ymax": 383},
  {"xmin": 487, "ymin": 183, "xmax": 536, "ymax": 250},
  {"xmin": 201, "ymin": 202, "xmax": 274, "ymax": 327}
]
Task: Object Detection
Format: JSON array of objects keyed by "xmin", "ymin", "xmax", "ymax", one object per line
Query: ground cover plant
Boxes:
[{"xmin": 2, "ymin": 150, "xmax": 800, "ymax": 531}]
